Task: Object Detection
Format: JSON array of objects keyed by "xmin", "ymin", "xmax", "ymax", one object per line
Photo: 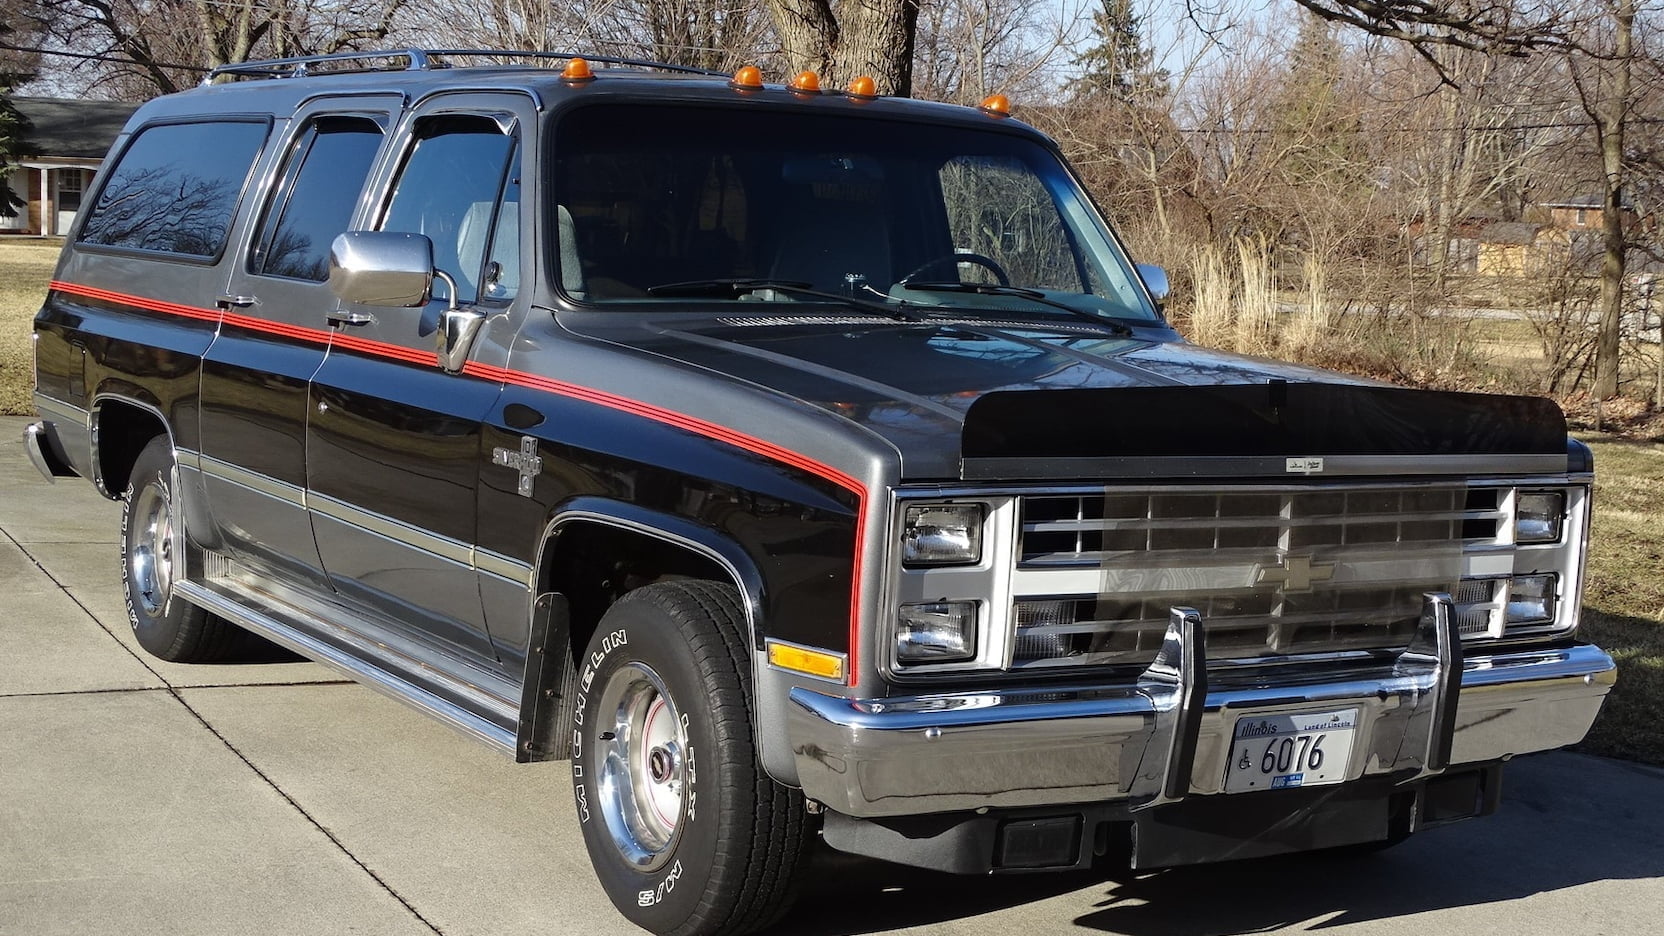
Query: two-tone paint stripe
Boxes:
[
  {"xmin": 50, "ymin": 279, "xmax": 870, "ymax": 682},
  {"xmin": 184, "ymin": 450, "xmax": 537, "ymax": 586}
]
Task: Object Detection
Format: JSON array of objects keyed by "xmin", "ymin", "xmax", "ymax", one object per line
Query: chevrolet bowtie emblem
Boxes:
[
  {"xmin": 492, "ymin": 435, "xmax": 543, "ymax": 498},
  {"xmin": 1255, "ymin": 554, "xmax": 1336, "ymax": 594}
]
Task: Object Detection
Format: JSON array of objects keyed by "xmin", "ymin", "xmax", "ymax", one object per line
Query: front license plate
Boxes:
[{"xmin": 1225, "ymin": 708, "xmax": 1358, "ymax": 793}]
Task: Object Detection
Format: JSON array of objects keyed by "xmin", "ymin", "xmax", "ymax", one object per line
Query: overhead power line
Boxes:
[{"xmin": 0, "ymin": 43, "xmax": 210, "ymax": 73}]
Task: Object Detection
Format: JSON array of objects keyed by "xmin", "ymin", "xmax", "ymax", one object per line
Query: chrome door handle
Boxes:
[{"xmin": 326, "ymin": 309, "xmax": 375, "ymax": 327}]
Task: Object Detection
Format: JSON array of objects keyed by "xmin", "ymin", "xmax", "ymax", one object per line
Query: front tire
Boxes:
[
  {"xmin": 572, "ymin": 581, "xmax": 811, "ymax": 936},
  {"xmin": 121, "ymin": 435, "xmax": 248, "ymax": 662}
]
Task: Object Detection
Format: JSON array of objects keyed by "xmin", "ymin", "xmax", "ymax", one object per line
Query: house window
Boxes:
[
  {"xmin": 57, "ymin": 169, "xmax": 84, "ymax": 203},
  {"xmin": 1575, "ymin": 208, "xmax": 1588, "ymax": 226}
]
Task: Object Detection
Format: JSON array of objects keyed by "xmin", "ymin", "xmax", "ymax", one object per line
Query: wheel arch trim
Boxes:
[
  {"xmin": 535, "ymin": 498, "xmax": 765, "ymax": 639},
  {"xmin": 89, "ymin": 390, "xmax": 176, "ymax": 499}
]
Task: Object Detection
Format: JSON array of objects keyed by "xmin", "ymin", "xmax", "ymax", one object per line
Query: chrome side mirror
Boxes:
[
  {"xmin": 327, "ymin": 231, "xmax": 435, "ymax": 307},
  {"xmin": 1136, "ymin": 263, "xmax": 1171, "ymax": 307}
]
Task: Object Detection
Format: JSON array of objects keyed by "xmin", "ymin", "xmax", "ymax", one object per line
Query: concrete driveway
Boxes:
[{"xmin": 4, "ymin": 413, "xmax": 1663, "ymax": 936}]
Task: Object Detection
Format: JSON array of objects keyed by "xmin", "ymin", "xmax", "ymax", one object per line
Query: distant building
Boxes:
[
  {"xmin": 1539, "ymin": 195, "xmax": 1610, "ymax": 232},
  {"xmin": 2, "ymin": 97, "xmax": 138, "ymax": 237}
]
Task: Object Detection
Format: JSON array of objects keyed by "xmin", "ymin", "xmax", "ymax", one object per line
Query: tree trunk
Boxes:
[
  {"xmin": 1593, "ymin": 0, "xmax": 1633, "ymax": 400},
  {"xmin": 768, "ymin": 0, "xmax": 919, "ymax": 96}
]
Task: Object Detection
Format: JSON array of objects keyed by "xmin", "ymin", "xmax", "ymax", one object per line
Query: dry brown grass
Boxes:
[
  {"xmin": 1576, "ymin": 436, "xmax": 1664, "ymax": 765},
  {"xmin": 1, "ymin": 240, "xmax": 60, "ymax": 415}
]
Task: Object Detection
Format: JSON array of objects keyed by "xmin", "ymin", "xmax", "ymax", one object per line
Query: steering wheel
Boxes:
[{"xmin": 898, "ymin": 252, "xmax": 1011, "ymax": 287}]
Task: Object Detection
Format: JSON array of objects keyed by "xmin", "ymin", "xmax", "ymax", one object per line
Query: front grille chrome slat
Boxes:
[{"xmin": 1014, "ymin": 485, "xmax": 1487, "ymax": 666}]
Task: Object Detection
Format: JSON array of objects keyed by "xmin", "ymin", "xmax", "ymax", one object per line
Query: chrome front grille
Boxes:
[
  {"xmin": 1010, "ymin": 486, "xmax": 1501, "ymax": 667},
  {"xmin": 1020, "ymin": 488, "xmax": 1502, "ymax": 566}
]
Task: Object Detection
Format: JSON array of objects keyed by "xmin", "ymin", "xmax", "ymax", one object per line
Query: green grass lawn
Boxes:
[
  {"xmin": 1, "ymin": 241, "xmax": 1660, "ymax": 763},
  {"xmin": 1, "ymin": 240, "xmax": 59, "ymax": 415}
]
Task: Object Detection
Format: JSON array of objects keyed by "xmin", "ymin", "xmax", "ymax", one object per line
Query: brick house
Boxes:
[{"xmin": 2, "ymin": 97, "xmax": 138, "ymax": 237}]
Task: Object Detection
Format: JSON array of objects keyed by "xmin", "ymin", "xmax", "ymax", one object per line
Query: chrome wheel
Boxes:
[
  {"xmin": 127, "ymin": 473, "xmax": 177, "ymax": 618},
  {"xmin": 595, "ymin": 661, "xmax": 687, "ymax": 871}
]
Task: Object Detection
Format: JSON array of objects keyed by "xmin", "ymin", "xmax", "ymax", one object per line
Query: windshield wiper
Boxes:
[
  {"xmin": 645, "ymin": 278, "xmax": 922, "ymax": 322},
  {"xmin": 901, "ymin": 281, "xmax": 1134, "ymax": 336}
]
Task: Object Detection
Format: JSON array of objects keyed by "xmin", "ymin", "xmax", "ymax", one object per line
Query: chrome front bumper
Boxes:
[{"xmin": 788, "ymin": 598, "xmax": 1616, "ymax": 818}]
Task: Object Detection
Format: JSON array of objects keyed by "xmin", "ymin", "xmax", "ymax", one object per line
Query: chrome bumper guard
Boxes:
[
  {"xmin": 788, "ymin": 595, "xmax": 1615, "ymax": 818},
  {"xmin": 23, "ymin": 420, "xmax": 69, "ymax": 483}
]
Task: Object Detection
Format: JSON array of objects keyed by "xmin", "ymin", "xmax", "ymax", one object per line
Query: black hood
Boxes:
[{"xmin": 560, "ymin": 313, "xmax": 1565, "ymax": 480}]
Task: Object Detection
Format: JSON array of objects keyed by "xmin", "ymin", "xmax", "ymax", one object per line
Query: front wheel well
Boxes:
[{"xmin": 538, "ymin": 520, "xmax": 738, "ymax": 676}]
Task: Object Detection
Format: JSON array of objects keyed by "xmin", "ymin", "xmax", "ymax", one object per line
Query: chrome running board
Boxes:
[{"xmin": 174, "ymin": 576, "xmax": 520, "ymax": 757}]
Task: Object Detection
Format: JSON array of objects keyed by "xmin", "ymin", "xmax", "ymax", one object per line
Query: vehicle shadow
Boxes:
[{"xmin": 771, "ymin": 753, "xmax": 1664, "ymax": 935}]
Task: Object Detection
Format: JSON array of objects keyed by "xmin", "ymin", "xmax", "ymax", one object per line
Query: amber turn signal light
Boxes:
[
  {"xmin": 562, "ymin": 57, "xmax": 595, "ymax": 82},
  {"xmin": 789, "ymin": 70, "xmax": 822, "ymax": 93},
  {"xmin": 767, "ymin": 640, "xmax": 846, "ymax": 682},
  {"xmin": 846, "ymin": 75, "xmax": 878, "ymax": 99},
  {"xmin": 979, "ymin": 93, "xmax": 1011, "ymax": 116},
  {"xmin": 730, "ymin": 65, "xmax": 764, "ymax": 90}
]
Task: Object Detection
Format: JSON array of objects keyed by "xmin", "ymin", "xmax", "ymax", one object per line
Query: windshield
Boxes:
[{"xmin": 550, "ymin": 103, "xmax": 1160, "ymax": 324}]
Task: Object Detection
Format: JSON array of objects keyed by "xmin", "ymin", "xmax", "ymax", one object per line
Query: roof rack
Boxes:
[{"xmin": 203, "ymin": 48, "xmax": 729, "ymax": 83}]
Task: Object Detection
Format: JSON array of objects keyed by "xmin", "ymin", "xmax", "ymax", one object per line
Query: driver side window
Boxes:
[{"xmin": 379, "ymin": 115, "xmax": 518, "ymax": 303}]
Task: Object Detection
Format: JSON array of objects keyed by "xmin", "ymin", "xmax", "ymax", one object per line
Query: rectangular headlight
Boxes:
[
  {"xmin": 1515, "ymin": 491, "xmax": 1565, "ymax": 544},
  {"xmin": 897, "ymin": 601, "xmax": 977, "ymax": 663},
  {"xmin": 1506, "ymin": 574, "xmax": 1557, "ymax": 625},
  {"xmin": 902, "ymin": 503, "xmax": 984, "ymax": 567}
]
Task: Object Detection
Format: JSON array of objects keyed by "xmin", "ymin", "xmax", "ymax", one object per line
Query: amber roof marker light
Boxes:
[
  {"xmin": 788, "ymin": 70, "xmax": 822, "ymax": 94},
  {"xmin": 730, "ymin": 65, "xmax": 764, "ymax": 91},
  {"xmin": 979, "ymin": 93, "xmax": 1011, "ymax": 117},
  {"xmin": 845, "ymin": 75, "xmax": 878, "ymax": 101},
  {"xmin": 561, "ymin": 57, "xmax": 595, "ymax": 83}
]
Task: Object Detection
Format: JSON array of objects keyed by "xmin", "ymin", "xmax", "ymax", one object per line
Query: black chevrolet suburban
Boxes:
[{"xmin": 25, "ymin": 49, "xmax": 1614, "ymax": 936}]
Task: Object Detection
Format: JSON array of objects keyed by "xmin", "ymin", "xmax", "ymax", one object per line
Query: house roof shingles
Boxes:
[{"xmin": 13, "ymin": 97, "xmax": 139, "ymax": 160}]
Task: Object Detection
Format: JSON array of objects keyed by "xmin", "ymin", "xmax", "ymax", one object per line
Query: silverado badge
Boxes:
[{"xmin": 493, "ymin": 435, "xmax": 544, "ymax": 497}]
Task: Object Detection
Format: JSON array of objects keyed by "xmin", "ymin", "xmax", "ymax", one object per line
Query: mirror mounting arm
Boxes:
[{"xmin": 433, "ymin": 268, "xmax": 485, "ymax": 376}]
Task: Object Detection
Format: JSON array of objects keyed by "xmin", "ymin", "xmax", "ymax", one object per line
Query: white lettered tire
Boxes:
[{"xmin": 571, "ymin": 581, "xmax": 811, "ymax": 936}]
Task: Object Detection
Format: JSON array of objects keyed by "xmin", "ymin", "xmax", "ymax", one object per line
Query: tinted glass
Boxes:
[
  {"xmin": 79, "ymin": 120, "xmax": 268, "ymax": 258},
  {"xmin": 482, "ymin": 153, "xmax": 520, "ymax": 301},
  {"xmin": 940, "ymin": 155, "xmax": 1084, "ymax": 292},
  {"xmin": 552, "ymin": 104, "xmax": 1157, "ymax": 323},
  {"xmin": 253, "ymin": 118, "xmax": 384, "ymax": 281},
  {"xmin": 379, "ymin": 117, "xmax": 515, "ymax": 303}
]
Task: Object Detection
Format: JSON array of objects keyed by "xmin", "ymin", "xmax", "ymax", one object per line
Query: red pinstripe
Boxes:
[{"xmin": 49, "ymin": 279, "xmax": 868, "ymax": 682}]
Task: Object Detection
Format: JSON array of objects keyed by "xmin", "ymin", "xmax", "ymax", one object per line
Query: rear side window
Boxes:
[
  {"xmin": 251, "ymin": 117, "xmax": 384, "ymax": 281},
  {"xmin": 79, "ymin": 120, "xmax": 268, "ymax": 259}
]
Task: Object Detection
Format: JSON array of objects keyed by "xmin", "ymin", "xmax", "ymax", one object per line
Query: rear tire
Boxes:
[
  {"xmin": 121, "ymin": 435, "xmax": 251, "ymax": 662},
  {"xmin": 572, "ymin": 580, "xmax": 812, "ymax": 936}
]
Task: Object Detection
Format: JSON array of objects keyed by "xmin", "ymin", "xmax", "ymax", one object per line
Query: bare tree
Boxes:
[
  {"xmin": 769, "ymin": 0, "xmax": 922, "ymax": 95},
  {"xmin": 1274, "ymin": 0, "xmax": 1656, "ymax": 399},
  {"xmin": 912, "ymin": 0, "xmax": 1085, "ymax": 105},
  {"xmin": 27, "ymin": 0, "xmax": 412, "ymax": 99}
]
